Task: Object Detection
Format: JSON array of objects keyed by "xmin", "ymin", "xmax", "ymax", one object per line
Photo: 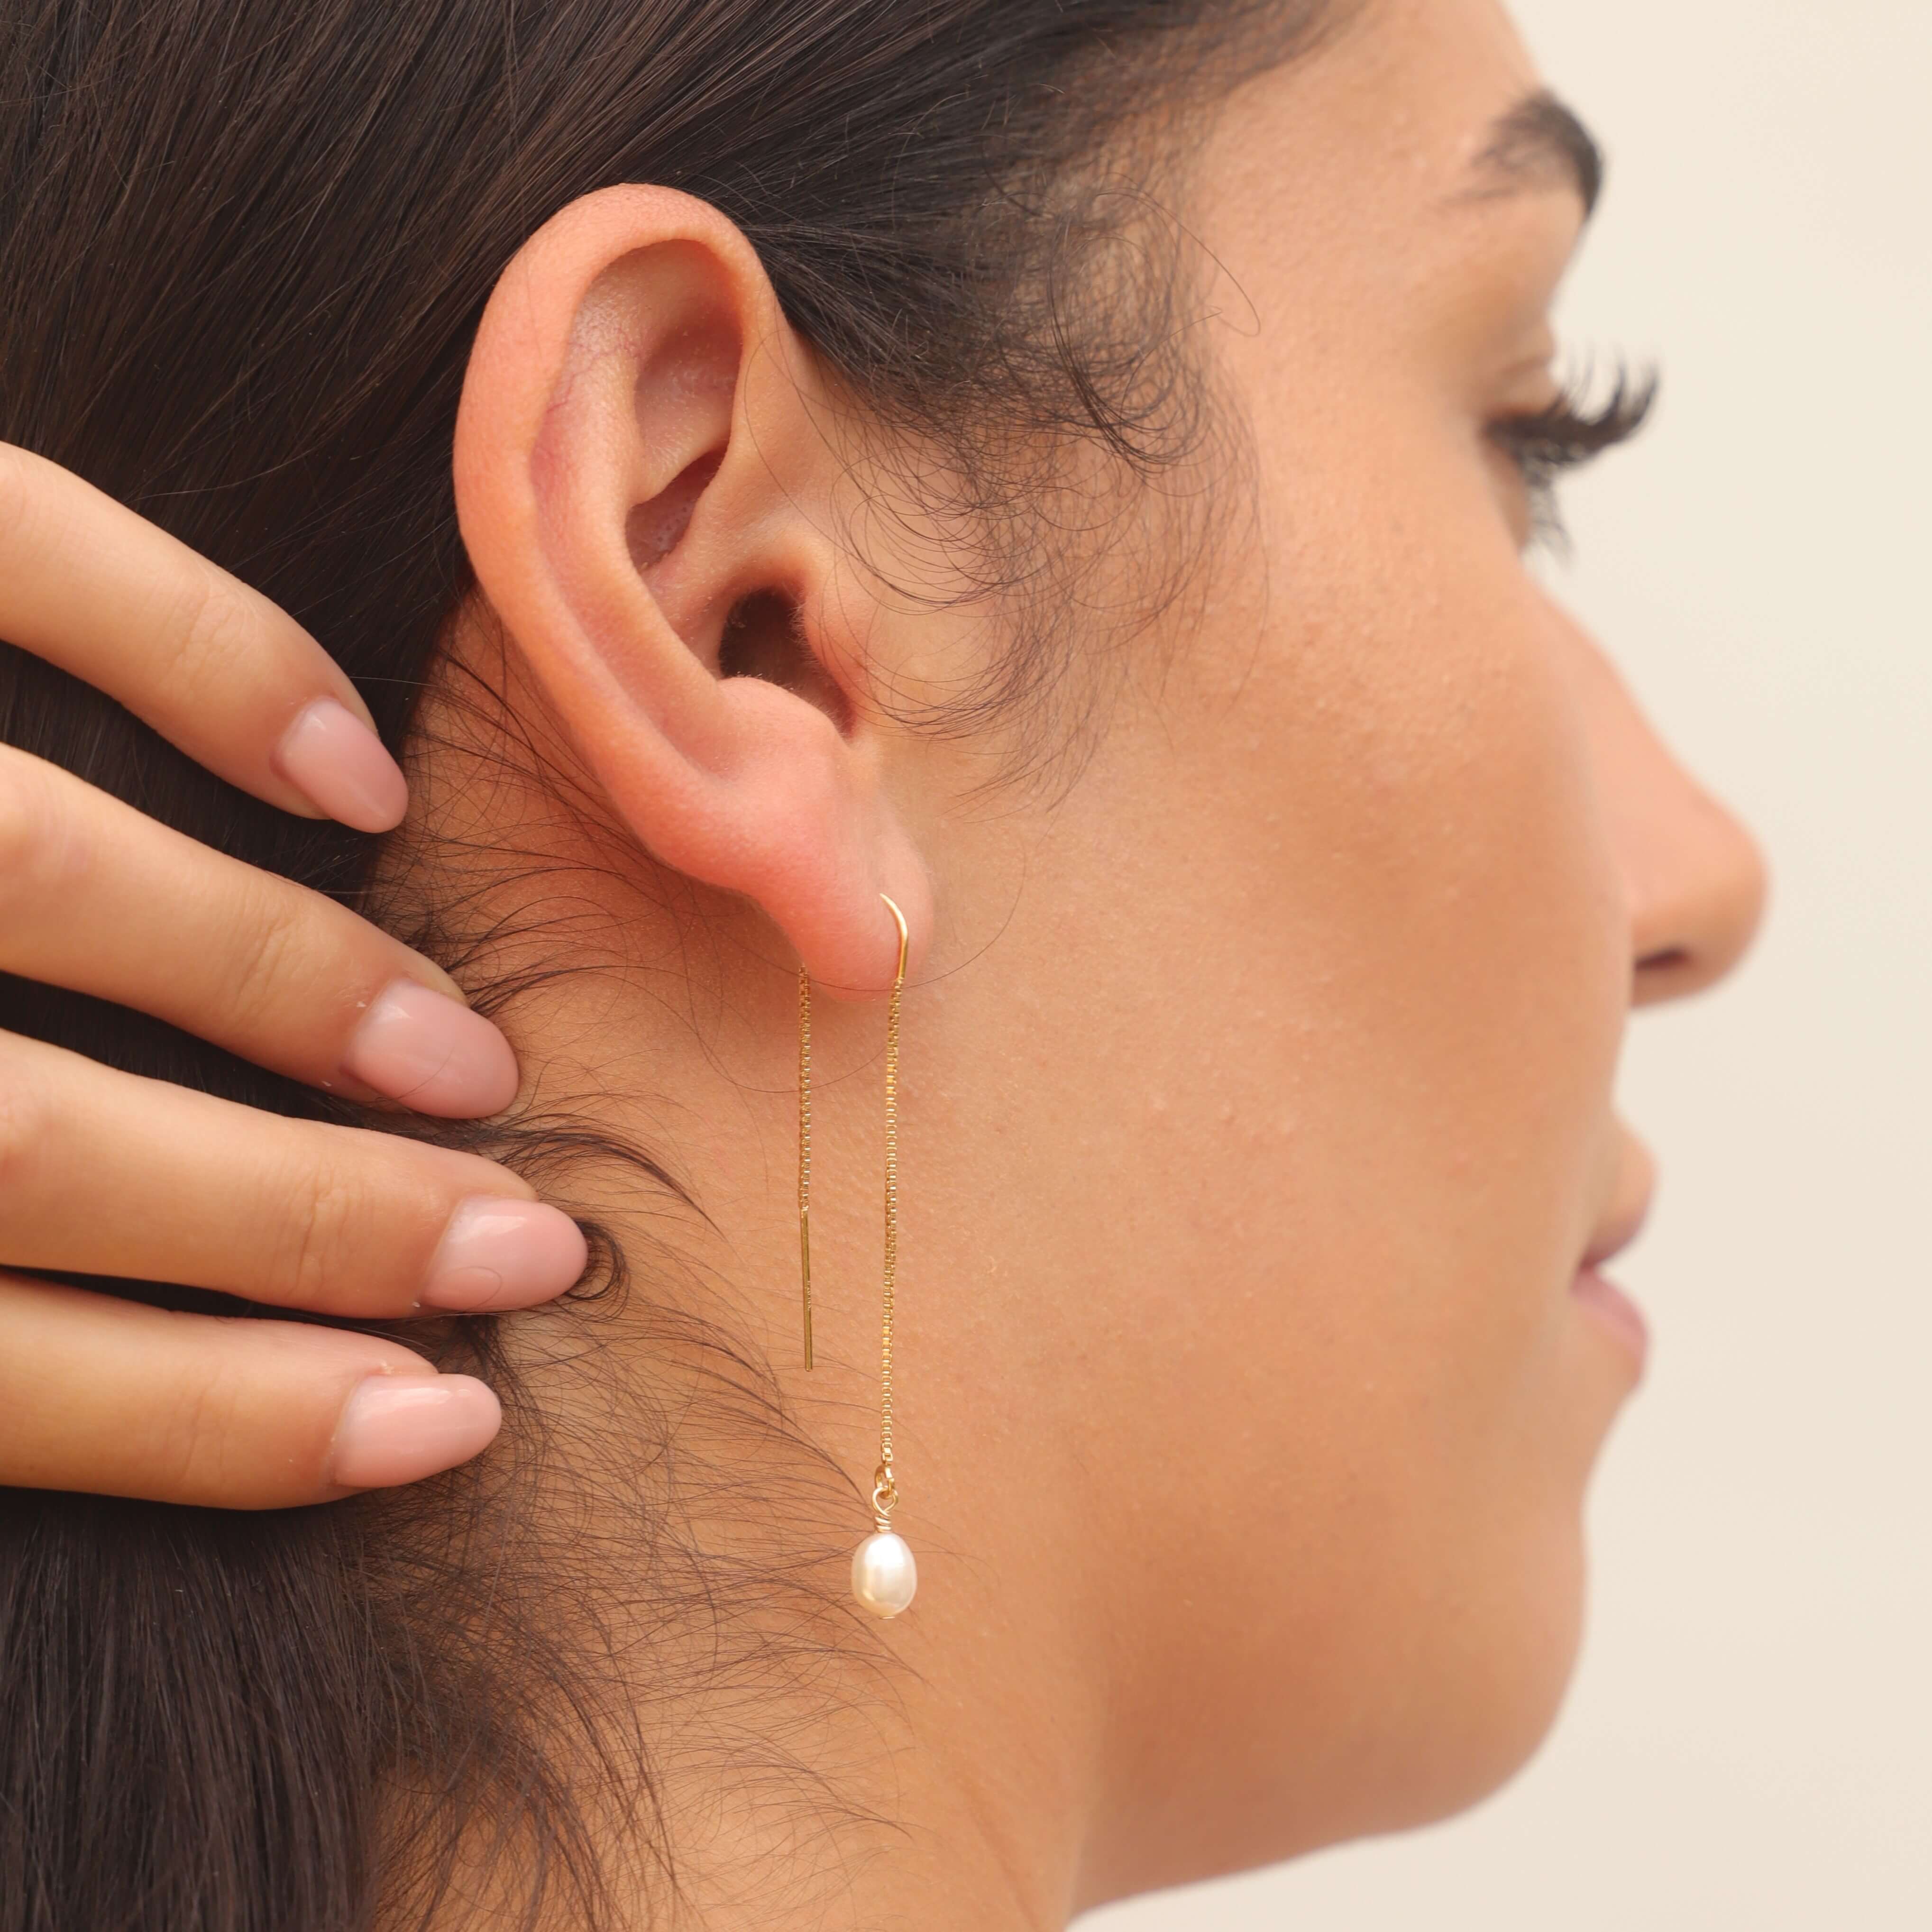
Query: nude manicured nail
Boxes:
[
  {"xmin": 272, "ymin": 697, "xmax": 410, "ymax": 832},
  {"xmin": 420, "ymin": 1196, "xmax": 588, "ymax": 1311},
  {"xmin": 330, "ymin": 1374, "xmax": 501, "ymax": 1489},
  {"xmin": 341, "ymin": 978, "xmax": 520, "ymax": 1117}
]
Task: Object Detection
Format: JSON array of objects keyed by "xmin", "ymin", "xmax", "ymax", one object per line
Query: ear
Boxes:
[{"xmin": 453, "ymin": 184, "xmax": 929, "ymax": 993}]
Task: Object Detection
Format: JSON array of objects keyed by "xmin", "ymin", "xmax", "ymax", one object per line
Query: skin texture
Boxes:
[{"xmin": 424, "ymin": 0, "xmax": 1767, "ymax": 1923}]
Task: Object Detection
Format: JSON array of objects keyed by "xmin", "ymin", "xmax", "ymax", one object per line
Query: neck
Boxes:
[
  {"xmin": 540, "ymin": 1067, "xmax": 1106, "ymax": 1930},
  {"xmin": 454, "ymin": 1127, "xmax": 1103, "ymax": 1932},
  {"xmin": 644, "ymin": 1617, "xmax": 1091, "ymax": 1931},
  {"xmin": 394, "ymin": 659, "xmax": 1110, "ymax": 1928}
]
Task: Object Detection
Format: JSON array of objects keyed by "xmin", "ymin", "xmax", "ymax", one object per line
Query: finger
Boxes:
[
  {"xmin": 0, "ymin": 1277, "xmax": 502, "ymax": 1507},
  {"xmin": 0, "ymin": 441, "xmax": 407, "ymax": 830},
  {"xmin": 0, "ymin": 1033, "xmax": 586, "ymax": 1317},
  {"xmin": 0, "ymin": 743, "xmax": 515, "ymax": 1111}
]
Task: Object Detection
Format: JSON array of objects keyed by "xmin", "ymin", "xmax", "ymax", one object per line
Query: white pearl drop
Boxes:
[{"xmin": 851, "ymin": 1531, "xmax": 917, "ymax": 1619}]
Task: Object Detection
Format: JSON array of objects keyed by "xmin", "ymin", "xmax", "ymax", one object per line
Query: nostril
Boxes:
[
  {"xmin": 1631, "ymin": 943, "xmax": 1701, "ymax": 1007},
  {"xmin": 1628, "ymin": 811, "xmax": 1770, "ymax": 1008}
]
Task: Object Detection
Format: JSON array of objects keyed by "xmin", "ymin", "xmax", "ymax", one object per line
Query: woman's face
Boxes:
[
  {"xmin": 810, "ymin": 0, "xmax": 1766, "ymax": 1893},
  {"xmin": 449, "ymin": 0, "xmax": 1767, "ymax": 1905}
]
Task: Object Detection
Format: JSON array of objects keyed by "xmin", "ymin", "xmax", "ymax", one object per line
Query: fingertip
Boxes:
[
  {"xmin": 272, "ymin": 697, "xmax": 410, "ymax": 833},
  {"xmin": 420, "ymin": 1197, "xmax": 589, "ymax": 1311},
  {"xmin": 340, "ymin": 979, "xmax": 521, "ymax": 1117},
  {"xmin": 328, "ymin": 1373, "xmax": 502, "ymax": 1489}
]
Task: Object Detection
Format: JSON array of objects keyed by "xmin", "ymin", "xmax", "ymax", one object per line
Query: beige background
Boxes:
[{"xmin": 1084, "ymin": 2, "xmax": 1932, "ymax": 1927}]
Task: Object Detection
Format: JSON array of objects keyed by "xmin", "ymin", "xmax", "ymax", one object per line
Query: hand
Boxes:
[{"xmin": 0, "ymin": 444, "xmax": 585, "ymax": 1508}]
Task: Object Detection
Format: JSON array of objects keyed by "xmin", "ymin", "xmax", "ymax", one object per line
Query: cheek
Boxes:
[{"xmin": 990, "ymin": 456, "xmax": 1633, "ymax": 1844}]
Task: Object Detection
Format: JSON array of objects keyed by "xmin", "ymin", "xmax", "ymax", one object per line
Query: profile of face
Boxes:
[{"xmin": 383, "ymin": 0, "xmax": 1770, "ymax": 1913}]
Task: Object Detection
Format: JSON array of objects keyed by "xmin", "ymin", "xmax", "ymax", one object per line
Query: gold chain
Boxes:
[
  {"xmin": 872, "ymin": 896, "xmax": 909, "ymax": 1530},
  {"xmin": 874, "ymin": 949, "xmax": 901, "ymax": 1521},
  {"xmin": 797, "ymin": 899, "xmax": 908, "ymax": 1529},
  {"xmin": 797, "ymin": 966, "xmax": 814, "ymax": 1371}
]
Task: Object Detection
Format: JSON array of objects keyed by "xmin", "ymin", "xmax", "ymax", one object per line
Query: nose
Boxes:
[{"xmin": 1574, "ymin": 639, "xmax": 1769, "ymax": 1008}]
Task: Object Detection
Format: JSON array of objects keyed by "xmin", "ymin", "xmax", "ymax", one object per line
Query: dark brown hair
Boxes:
[{"xmin": 0, "ymin": 0, "xmax": 1332, "ymax": 1923}]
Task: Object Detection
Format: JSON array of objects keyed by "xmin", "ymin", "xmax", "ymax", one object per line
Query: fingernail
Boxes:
[
  {"xmin": 341, "ymin": 979, "xmax": 520, "ymax": 1117},
  {"xmin": 420, "ymin": 1196, "xmax": 588, "ymax": 1311},
  {"xmin": 272, "ymin": 697, "xmax": 410, "ymax": 833},
  {"xmin": 330, "ymin": 1374, "xmax": 501, "ymax": 1488}
]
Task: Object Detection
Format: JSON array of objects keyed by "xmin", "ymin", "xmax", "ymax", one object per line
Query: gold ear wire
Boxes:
[{"xmin": 797, "ymin": 895, "xmax": 919, "ymax": 1618}]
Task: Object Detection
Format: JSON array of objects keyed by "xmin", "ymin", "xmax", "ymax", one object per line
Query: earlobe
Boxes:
[{"xmin": 452, "ymin": 184, "xmax": 929, "ymax": 994}]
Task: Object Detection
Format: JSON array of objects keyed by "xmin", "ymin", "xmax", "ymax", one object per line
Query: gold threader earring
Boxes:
[{"xmin": 798, "ymin": 893, "xmax": 918, "ymax": 1620}]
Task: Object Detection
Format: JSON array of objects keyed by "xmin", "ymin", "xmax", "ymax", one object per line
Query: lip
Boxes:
[
  {"xmin": 1571, "ymin": 1265, "xmax": 1650, "ymax": 1374},
  {"xmin": 1572, "ymin": 1145, "xmax": 1656, "ymax": 1373}
]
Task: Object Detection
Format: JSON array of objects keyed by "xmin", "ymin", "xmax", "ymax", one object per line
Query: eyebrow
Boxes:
[{"xmin": 1468, "ymin": 90, "xmax": 1603, "ymax": 220}]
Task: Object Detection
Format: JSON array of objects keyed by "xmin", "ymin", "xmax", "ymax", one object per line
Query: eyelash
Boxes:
[{"xmin": 1488, "ymin": 362, "xmax": 1658, "ymax": 549}]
